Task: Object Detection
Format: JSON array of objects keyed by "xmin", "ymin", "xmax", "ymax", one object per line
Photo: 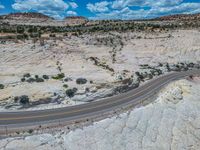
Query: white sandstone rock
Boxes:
[{"xmin": 0, "ymin": 79, "xmax": 200, "ymax": 150}]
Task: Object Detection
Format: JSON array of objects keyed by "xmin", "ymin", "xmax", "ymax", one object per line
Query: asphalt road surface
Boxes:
[{"xmin": 0, "ymin": 70, "xmax": 199, "ymax": 132}]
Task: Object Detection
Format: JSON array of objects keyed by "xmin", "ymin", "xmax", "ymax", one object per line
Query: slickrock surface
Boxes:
[
  {"xmin": 1, "ymin": 78, "xmax": 200, "ymax": 150},
  {"xmin": 0, "ymin": 29, "xmax": 200, "ymax": 111}
]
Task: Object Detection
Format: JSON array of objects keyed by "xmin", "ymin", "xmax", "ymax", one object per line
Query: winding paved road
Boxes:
[{"xmin": 0, "ymin": 70, "xmax": 199, "ymax": 133}]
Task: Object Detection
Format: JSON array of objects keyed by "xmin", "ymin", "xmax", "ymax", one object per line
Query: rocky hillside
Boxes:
[
  {"xmin": 0, "ymin": 12, "xmax": 55, "ymax": 26},
  {"xmin": 154, "ymin": 13, "xmax": 200, "ymax": 21}
]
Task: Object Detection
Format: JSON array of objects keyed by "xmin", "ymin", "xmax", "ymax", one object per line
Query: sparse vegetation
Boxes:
[
  {"xmin": 19, "ymin": 95, "xmax": 29, "ymax": 105},
  {"xmin": 43, "ymin": 75, "xmax": 49, "ymax": 80},
  {"xmin": 52, "ymin": 73, "xmax": 65, "ymax": 80},
  {"xmin": 64, "ymin": 78, "xmax": 72, "ymax": 82},
  {"xmin": 0, "ymin": 84, "xmax": 4, "ymax": 89},
  {"xmin": 66, "ymin": 88, "xmax": 77, "ymax": 98},
  {"xmin": 76, "ymin": 78, "xmax": 87, "ymax": 84},
  {"xmin": 89, "ymin": 57, "xmax": 114, "ymax": 73},
  {"xmin": 21, "ymin": 78, "xmax": 26, "ymax": 82},
  {"xmin": 63, "ymin": 84, "xmax": 68, "ymax": 88},
  {"xmin": 35, "ymin": 75, "xmax": 39, "ymax": 79},
  {"xmin": 28, "ymin": 129, "xmax": 33, "ymax": 134},
  {"xmin": 23, "ymin": 73, "xmax": 31, "ymax": 78},
  {"xmin": 14, "ymin": 96, "xmax": 19, "ymax": 103},
  {"xmin": 35, "ymin": 78, "xmax": 44, "ymax": 82},
  {"xmin": 26, "ymin": 78, "xmax": 36, "ymax": 83},
  {"xmin": 21, "ymin": 74, "xmax": 45, "ymax": 83}
]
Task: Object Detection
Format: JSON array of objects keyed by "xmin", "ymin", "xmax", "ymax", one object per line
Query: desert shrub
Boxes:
[
  {"xmin": 0, "ymin": 84, "xmax": 4, "ymax": 89},
  {"xmin": 64, "ymin": 78, "xmax": 68, "ymax": 82},
  {"xmin": 135, "ymin": 72, "xmax": 144, "ymax": 80},
  {"xmin": 52, "ymin": 73, "xmax": 65, "ymax": 80},
  {"xmin": 73, "ymin": 88, "xmax": 78, "ymax": 93},
  {"xmin": 64, "ymin": 77, "xmax": 72, "ymax": 82},
  {"xmin": 23, "ymin": 73, "xmax": 31, "ymax": 78},
  {"xmin": 35, "ymin": 75, "xmax": 39, "ymax": 79},
  {"xmin": 66, "ymin": 89, "xmax": 76, "ymax": 98},
  {"xmin": 19, "ymin": 95, "xmax": 29, "ymax": 105},
  {"xmin": 85, "ymin": 87, "xmax": 90, "ymax": 92},
  {"xmin": 43, "ymin": 75, "xmax": 49, "ymax": 80},
  {"xmin": 76, "ymin": 78, "xmax": 87, "ymax": 84},
  {"xmin": 166, "ymin": 63, "xmax": 171, "ymax": 71},
  {"xmin": 49, "ymin": 34, "xmax": 56, "ymax": 37},
  {"xmin": 14, "ymin": 96, "xmax": 19, "ymax": 103},
  {"xmin": 188, "ymin": 63, "xmax": 194, "ymax": 68},
  {"xmin": 35, "ymin": 78, "xmax": 44, "ymax": 82},
  {"xmin": 194, "ymin": 64, "xmax": 200, "ymax": 69},
  {"xmin": 26, "ymin": 78, "xmax": 36, "ymax": 83},
  {"xmin": 28, "ymin": 129, "xmax": 33, "ymax": 134},
  {"xmin": 63, "ymin": 84, "xmax": 68, "ymax": 88},
  {"xmin": 21, "ymin": 78, "xmax": 26, "ymax": 82}
]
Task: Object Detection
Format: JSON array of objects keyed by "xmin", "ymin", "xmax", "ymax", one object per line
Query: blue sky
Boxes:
[{"xmin": 0, "ymin": 0, "xmax": 200, "ymax": 20}]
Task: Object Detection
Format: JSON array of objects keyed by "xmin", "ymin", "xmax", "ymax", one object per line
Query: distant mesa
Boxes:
[
  {"xmin": 1, "ymin": 12, "xmax": 54, "ymax": 20},
  {"xmin": 0, "ymin": 12, "xmax": 88, "ymax": 26}
]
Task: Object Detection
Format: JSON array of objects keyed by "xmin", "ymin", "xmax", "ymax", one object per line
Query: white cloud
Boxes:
[
  {"xmin": 66, "ymin": 10, "xmax": 77, "ymax": 16},
  {"xmin": 111, "ymin": 0, "xmax": 183, "ymax": 9},
  {"xmin": 91, "ymin": 7, "xmax": 147, "ymax": 20},
  {"xmin": 153, "ymin": 0, "xmax": 183, "ymax": 7},
  {"xmin": 150, "ymin": 3, "xmax": 200, "ymax": 16},
  {"xmin": 112, "ymin": 0, "xmax": 143, "ymax": 9},
  {"xmin": 87, "ymin": 1, "xmax": 110, "ymax": 13},
  {"xmin": 12, "ymin": 0, "xmax": 69, "ymax": 11},
  {"xmin": 88, "ymin": 0, "xmax": 200, "ymax": 20},
  {"xmin": 0, "ymin": 4, "xmax": 5, "ymax": 9},
  {"xmin": 69, "ymin": 2, "xmax": 78, "ymax": 9},
  {"xmin": 12, "ymin": 0, "xmax": 71, "ymax": 19}
]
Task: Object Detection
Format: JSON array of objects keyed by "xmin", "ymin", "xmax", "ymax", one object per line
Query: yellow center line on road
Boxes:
[{"xmin": 0, "ymin": 74, "xmax": 174, "ymax": 121}]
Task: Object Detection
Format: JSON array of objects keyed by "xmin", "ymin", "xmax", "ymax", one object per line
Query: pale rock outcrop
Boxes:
[{"xmin": 0, "ymin": 79, "xmax": 200, "ymax": 150}]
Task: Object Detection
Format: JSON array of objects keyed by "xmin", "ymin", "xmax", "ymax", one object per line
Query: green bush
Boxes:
[
  {"xmin": 43, "ymin": 75, "xmax": 49, "ymax": 80},
  {"xmin": 14, "ymin": 96, "xmax": 19, "ymax": 103},
  {"xmin": 19, "ymin": 95, "xmax": 29, "ymax": 105},
  {"xmin": 35, "ymin": 75, "xmax": 39, "ymax": 79},
  {"xmin": 26, "ymin": 78, "xmax": 36, "ymax": 83},
  {"xmin": 28, "ymin": 129, "xmax": 33, "ymax": 134},
  {"xmin": 73, "ymin": 88, "xmax": 78, "ymax": 93},
  {"xmin": 52, "ymin": 73, "xmax": 65, "ymax": 80},
  {"xmin": 23, "ymin": 73, "xmax": 31, "ymax": 78},
  {"xmin": 66, "ymin": 88, "xmax": 77, "ymax": 98},
  {"xmin": 0, "ymin": 84, "xmax": 4, "ymax": 89},
  {"xmin": 21, "ymin": 78, "xmax": 26, "ymax": 82},
  {"xmin": 76, "ymin": 78, "xmax": 87, "ymax": 84},
  {"xmin": 35, "ymin": 78, "xmax": 44, "ymax": 82},
  {"xmin": 64, "ymin": 77, "xmax": 72, "ymax": 82},
  {"xmin": 63, "ymin": 84, "xmax": 68, "ymax": 88}
]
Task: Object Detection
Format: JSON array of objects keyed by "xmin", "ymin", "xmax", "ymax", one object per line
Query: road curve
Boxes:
[{"xmin": 0, "ymin": 70, "xmax": 199, "ymax": 132}]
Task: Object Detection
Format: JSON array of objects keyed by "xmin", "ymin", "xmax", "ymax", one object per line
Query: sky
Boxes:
[{"xmin": 0, "ymin": 0, "xmax": 200, "ymax": 20}]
